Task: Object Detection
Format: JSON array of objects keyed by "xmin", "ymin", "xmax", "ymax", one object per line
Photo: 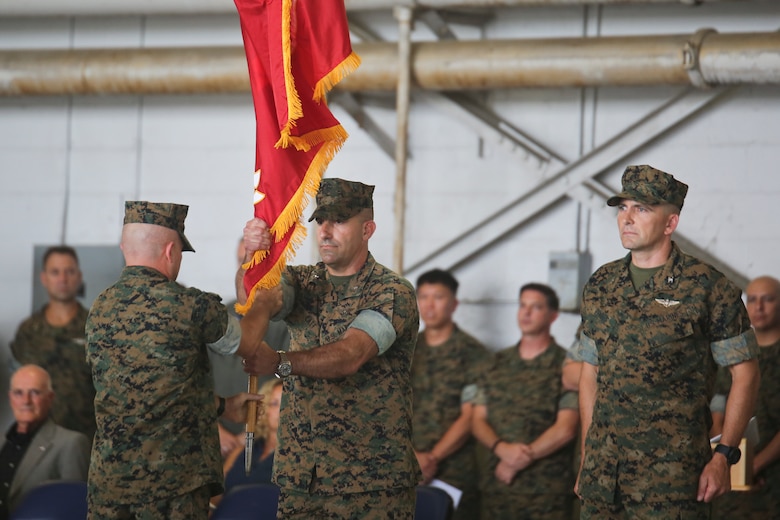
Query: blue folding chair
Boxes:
[
  {"xmin": 211, "ymin": 483, "xmax": 280, "ymax": 520},
  {"xmin": 10, "ymin": 480, "xmax": 88, "ymax": 520},
  {"xmin": 415, "ymin": 485, "xmax": 453, "ymax": 520}
]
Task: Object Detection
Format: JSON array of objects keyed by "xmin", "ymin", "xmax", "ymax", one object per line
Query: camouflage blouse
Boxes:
[
  {"xmin": 475, "ymin": 340, "xmax": 578, "ymax": 496},
  {"xmin": 411, "ymin": 326, "xmax": 490, "ymax": 488},
  {"xmin": 274, "ymin": 254, "xmax": 421, "ymax": 494},
  {"xmin": 85, "ymin": 266, "xmax": 227, "ymax": 504},
  {"xmin": 578, "ymin": 243, "xmax": 758, "ymax": 503}
]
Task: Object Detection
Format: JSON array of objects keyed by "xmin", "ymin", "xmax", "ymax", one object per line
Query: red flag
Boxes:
[{"xmin": 234, "ymin": 0, "xmax": 360, "ymax": 312}]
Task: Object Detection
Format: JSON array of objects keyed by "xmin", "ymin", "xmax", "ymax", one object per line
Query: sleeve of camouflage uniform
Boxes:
[
  {"xmin": 8, "ymin": 318, "xmax": 34, "ymax": 371},
  {"xmin": 577, "ymin": 278, "xmax": 601, "ymax": 366},
  {"xmin": 563, "ymin": 327, "xmax": 585, "ymax": 391},
  {"xmin": 471, "ymin": 353, "xmax": 497, "ymax": 407},
  {"xmin": 462, "ymin": 338, "xmax": 492, "ymax": 404},
  {"xmin": 207, "ymin": 313, "xmax": 242, "ymax": 355},
  {"xmin": 707, "ymin": 276, "xmax": 758, "ymax": 366},
  {"xmin": 275, "ymin": 275, "xmax": 297, "ymax": 321},
  {"xmin": 348, "ymin": 273, "xmax": 415, "ymax": 355},
  {"xmin": 194, "ymin": 291, "xmax": 231, "ymax": 351},
  {"xmin": 348, "ymin": 310, "xmax": 397, "ymax": 355},
  {"xmin": 558, "ymin": 390, "xmax": 579, "ymax": 411},
  {"xmin": 574, "ymin": 332, "xmax": 598, "ymax": 366}
]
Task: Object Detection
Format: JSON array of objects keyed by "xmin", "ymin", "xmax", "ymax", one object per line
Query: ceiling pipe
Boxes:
[
  {"xmin": 0, "ymin": 0, "xmax": 753, "ymax": 17},
  {"xmin": 2, "ymin": 30, "xmax": 779, "ymax": 96}
]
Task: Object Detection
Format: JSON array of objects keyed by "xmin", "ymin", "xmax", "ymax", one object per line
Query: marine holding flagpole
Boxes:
[
  {"xmin": 239, "ymin": 179, "xmax": 422, "ymax": 518},
  {"xmin": 231, "ymin": 0, "xmax": 423, "ymax": 516}
]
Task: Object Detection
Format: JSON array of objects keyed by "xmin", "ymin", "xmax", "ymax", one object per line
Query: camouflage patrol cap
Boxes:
[
  {"xmin": 123, "ymin": 201, "xmax": 195, "ymax": 252},
  {"xmin": 308, "ymin": 178, "xmax": 374, "ymax": 222},
  {"xmin": 607, "ymin": 164, "xmax": 689, "ymax": 210}
]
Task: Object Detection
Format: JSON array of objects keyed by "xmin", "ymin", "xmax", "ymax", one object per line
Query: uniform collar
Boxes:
[
  {"xmin": 120, "ymin": 264, "xmax": 170, "ymax": 282},
  {"xmin": 310, "ymin": 253, "xmax": 378, "ymax": 299},
  {"xmin": 615, "ymin": 241, "xmax": 685, "ymax": 295}
]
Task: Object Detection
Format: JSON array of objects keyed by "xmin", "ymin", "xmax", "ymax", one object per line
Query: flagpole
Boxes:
[{"xmin": 244, "ymin": 375, "xmax": 258, "ymax": 476}]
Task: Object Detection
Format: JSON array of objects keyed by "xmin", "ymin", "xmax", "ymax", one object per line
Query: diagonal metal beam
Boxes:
[
  {"xmin": 403, "ymin": 86, "xmax": 737, "ymax": 280},
  {"xmin": 331, "ymin": 92, "xmax": 402, "ymax": 161},
  {"xmin": 417, "ymin": 9, "xmax": 459, "ymax": 40},
  {"xmin": 348, "ymin": 15, "xmax": 556, "ymax": 164},
  {"xmin": 421, "ymin": 91, "xmax": 564, "ymax": 163},
  {"xmin": 347, "ymin": 14, "xmax": 383, "ymax": 43}
]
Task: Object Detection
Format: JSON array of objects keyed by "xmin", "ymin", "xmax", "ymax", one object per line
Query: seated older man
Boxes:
[{"xmin": 0, "ymin": 364, "xmax": 90, "ymax": 517}]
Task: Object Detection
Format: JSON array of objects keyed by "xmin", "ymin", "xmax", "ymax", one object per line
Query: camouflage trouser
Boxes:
[
  {"xmin": 87, "ymin": 485, "xmax": 211, "ymax": 520},
  {"xmin": 278, "ymin": 486, "xmax": 416, "ymax": 519},
  {"xmin": 480, "ymin": 491, "xmax": 574, "ymax": 520},
  {"xmin": 579, "ymin": 496, "xmax": 710, "ymax": 520}
]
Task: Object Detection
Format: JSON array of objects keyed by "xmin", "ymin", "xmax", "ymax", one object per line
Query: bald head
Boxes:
[
  {"xmin": 10, "ymin": 364, "xmax": 55, "ymax": 434},
  {"xmin": 11, "ymin": 364, "xmax": 52, "ymax": 390},
  {"xmin": 121, "ymin": 223, "xmax": 183, "ymax": 280},
  {"xmin": 747, "ymin": 275, "xmax": 780, "ymax": 293},
  {"xmin": 122, "ymin": 223, "xmax": 179, "ymax": 258},
  {"xmin": 746, "ymin": 276, "xmax": 780, "ymax": 342}
]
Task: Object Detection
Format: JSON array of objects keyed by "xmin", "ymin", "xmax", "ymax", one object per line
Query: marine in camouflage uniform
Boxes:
[
  {"xmin": 240, "ymin": 179, "xmax": 421, "ymax": 519},
  {"xmin": 412, "ymin": 268, "xmax": 490, "ymax": 520},
  {"xmin": 576, "ymin": 165, "xmax": 759, "ymax": 519},
  {"xmin": 473, "ymin": 284, "xmax": 579, "ymax": 520},
  {"xmin": 85, "ymin": 201, "xmax": 262, "ymax": 519},
  {"xmin": 711, "ymin": 275, "xmax": 780, "ymax": 520},
  {"xmin": 10, "ymin": 303, "xmax": 96, "ymax": 441}
]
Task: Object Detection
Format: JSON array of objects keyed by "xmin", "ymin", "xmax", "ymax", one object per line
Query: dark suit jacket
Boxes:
[{"xmin": 5, "ymin": 418, "xmax": 90, "ymax": 512}]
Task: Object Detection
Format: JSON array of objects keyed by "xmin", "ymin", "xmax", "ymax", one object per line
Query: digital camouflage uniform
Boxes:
[
  {"xmin": 10, "ymin": 304, "xmax": 96, "ymax": 441},
  {"xmin": 711, "ymin": 337, "xmax": 780, "ymax": 519},
  {"xmin": 273, "ymin": 253, "xmax": 421, "ymax": 507},
  {"xmin": 475, "ymin": 340, "xmax": 578, "ymax": 520},
  {"xmin": 411, "ymin": 325, "xmax": 491, "ymax": 520},
  {"xmin": 86, "ymin": 265, "xmax": 226, "ymax": 510},
  {"xmin": 84, "ymin": 202, "xmax": 225, "ymax": 517},
  {"xmin": 577, "ymin": 243, "xmax": 758, "ymax": 514}
]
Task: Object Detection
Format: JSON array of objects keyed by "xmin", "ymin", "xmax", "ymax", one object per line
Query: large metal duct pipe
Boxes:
[
  {"xmin": 0, "ymin": 47, "xmax": 249, "ymax": 96},
  {"xmin": 0, "ymin": 0, "xmax": 749, "ymax": 17},
  {"xmin": 2, "ymin": 30, "xmax": 779, "ymax": 96}
]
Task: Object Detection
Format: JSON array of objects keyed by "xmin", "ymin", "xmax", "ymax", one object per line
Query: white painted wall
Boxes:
[{"xmin": 1, "ymin": 2, "xmax": 779, "ymax": 428}]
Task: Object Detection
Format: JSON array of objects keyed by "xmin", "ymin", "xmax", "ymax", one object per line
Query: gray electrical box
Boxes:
[
  {"xmin": 548, "ymin": 251, "xmax": 592, "ymax": 312},
  {"xmin": 32, "ymin": 245, "xmax": 125, "ymax": 313}
]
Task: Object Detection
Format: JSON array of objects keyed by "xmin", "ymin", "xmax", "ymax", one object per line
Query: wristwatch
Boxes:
[
  {"xmin": 714, "ymin": 443, "xmax": 741, "ymax": 465},
  {"xmin": 275, "ymin": 350, "xmax": 292, "ymax": 379}
]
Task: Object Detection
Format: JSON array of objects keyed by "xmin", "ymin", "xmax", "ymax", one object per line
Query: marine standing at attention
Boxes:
[{"xmin": 575, "ymin": 165, "xmax": 760, "ymax": 519}]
